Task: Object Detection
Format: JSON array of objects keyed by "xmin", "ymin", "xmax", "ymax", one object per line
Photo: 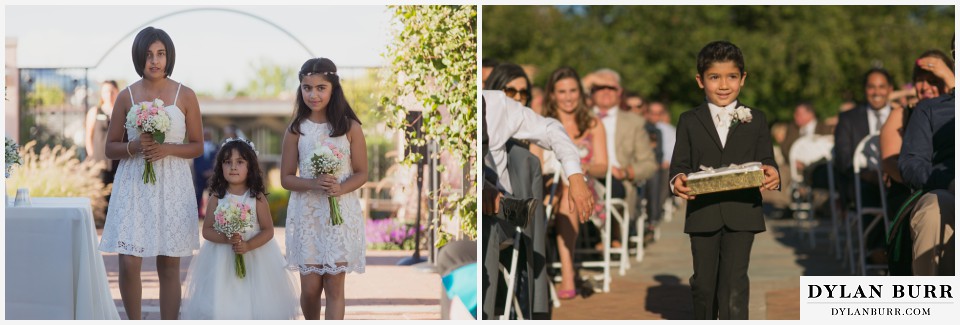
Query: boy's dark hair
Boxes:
[
  {"xmin": 484, "ymin": 62, "xmax": 532, "ymax": 107},
  {"xmin": 208, "ymin": 139, "xmax": 267, "ymax": 200},
  {"xmin": 697, "ymin": 40, "xmax": 745, "ymax": 76},
  {"xmin": 288, "ymin": 58, "xmax": 362, "ymax": 137},
  {"xmin": 862, "ymin": 67, "xmax": 895, "ymax": 88},
  {"xmin": 131, "ymin": 27, "xmax": 175, "ymax": 78}
]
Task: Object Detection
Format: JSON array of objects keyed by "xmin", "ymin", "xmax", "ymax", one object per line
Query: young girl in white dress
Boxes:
[
  {"xmin": 280, "ymin": 57, "xmax": 368, "ymax": 320},
  {"xmin": 98, "ymin": 26, "xmax": 202, "ymax": 320},
  {"xmin": 181, "ymin": 138, "xmax": 300, "ymax": 319}
]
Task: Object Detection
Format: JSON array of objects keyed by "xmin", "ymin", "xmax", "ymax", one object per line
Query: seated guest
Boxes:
[
  {"xmin": 881, "ymin": 49, "xmax": 954, "ymax": 231},
  {"xmin": 899, "ymin": 41, "xmax": 955, "ymax": 276},
  {"xmin": 481, "ymin": 90, "xmax": 594, "ymax": 319}
]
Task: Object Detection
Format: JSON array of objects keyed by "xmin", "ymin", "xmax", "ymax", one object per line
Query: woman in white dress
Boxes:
[
  {"xmin": 281, "ymin": 57, "xmax": 368, "ymax": 320},
  {"xmin": 98, "ymin": 26, "xmax": 203, "ymax": 320}
]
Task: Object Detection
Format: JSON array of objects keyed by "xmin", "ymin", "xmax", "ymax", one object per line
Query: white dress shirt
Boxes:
[
  {"xmin": 866, "ymin": 105, "xmax": 891, "ymax": 133},
  {"xmin": 656, "ymin": 121, "xmax": 677, "ymax": 164},
  {"xmin": 799, "ymin": 119, "xmax": 817, "ymax": 138},
  {"xmin": 593, "ymin": 106, "xmax": 621, "ymax": 168},
  {"xmin": 707, "ymin": 100, "xmax": 739, "ymax": 148},
  {"xmin": 483, "ymin": 90, "xmax": 584, "ymax": 194}
]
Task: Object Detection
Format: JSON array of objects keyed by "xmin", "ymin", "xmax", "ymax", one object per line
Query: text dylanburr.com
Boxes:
[{"xmin": 800, "ymin": 277, "xmax": 959, "ymax": 320}]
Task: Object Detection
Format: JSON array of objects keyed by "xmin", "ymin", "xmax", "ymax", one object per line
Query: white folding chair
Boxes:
[
  {"xmin": 543, "ymin": 159, "xmax": 563, "ymax": 308},
  {"xmin": 846, "ymin": 134, "xmax": 889, "ymax": 275},
  {"xmin": 575, "ymin": 164, "xmax": 631, "ymax": 293},
  {"xmin": 629, "ymin": 195, "xmax": 649, "ymax": 262},
  {"xmin": 788, "ymin": 135, "xmax": 835, "ymax": 248},
  {"xmin": 497, "ymin": 221, "xmax": 527, "ymax": 320}
]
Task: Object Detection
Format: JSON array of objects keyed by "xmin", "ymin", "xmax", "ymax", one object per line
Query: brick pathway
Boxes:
[
  {"xmin": 98, "ymin": 227, "xmax": 442, "ymax": 320},
  {"xmin": 550, "ymin": 203, "xmax": 846, "ymax": 320}
]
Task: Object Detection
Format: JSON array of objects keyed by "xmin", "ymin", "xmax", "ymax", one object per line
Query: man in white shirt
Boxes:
[
  {"xmin": 481, "ymin": 90, "xmax": 594, "ymax": 319},
  {"xmin": 585, "ymin": 69, "xmax": 657, "ymax": 217}
]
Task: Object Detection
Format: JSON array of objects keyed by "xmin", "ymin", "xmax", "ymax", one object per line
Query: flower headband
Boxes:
[
  {"xmin": 222, "ymin": 137, "xmax": 258, "ymax": 156},
  {"xmin": 300, "ymin": 71, "xmax": 337, "ymax": 77}
]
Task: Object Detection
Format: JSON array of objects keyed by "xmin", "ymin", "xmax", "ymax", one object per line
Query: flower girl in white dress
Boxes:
[{"xmin": 181, "ymin": 138, "xmax": 300, "ymax": 319}]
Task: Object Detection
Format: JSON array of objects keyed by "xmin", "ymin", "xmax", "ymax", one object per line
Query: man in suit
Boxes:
[
  {"xmin": 587, "ymin": 69, "xmax": 658, "ymax": 220},
  {"xmin": 671, "ymin": 41, "xmax": 780, "ymax": 319},
  {"xmin": 781, "ymin": 102, "xmax": 835, "ymax": 164},
  {"xmin": 834, "ymin": 68, "xmax": 895, "ymax": 208}
]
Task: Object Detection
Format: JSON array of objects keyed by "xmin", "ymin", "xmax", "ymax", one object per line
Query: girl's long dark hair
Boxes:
[
  {"xmin": 543, "ymin": 67, "xmax": 594, "ymax": 138},
  {"xmin": 484, "ymin": 62, "xmax": 532, "ymax": 107},
  {"xmin": 288, "ymin": 58, "xmax": 361, "ymax": 137},
  {"xmin": 207, "ymin": 139, "xmax": 267, "ymax": 200}
]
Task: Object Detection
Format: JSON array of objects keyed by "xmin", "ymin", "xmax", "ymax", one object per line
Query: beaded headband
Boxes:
[{"xmin": 221, "ymin": 137, "xmax": 258, "ymax": 156}]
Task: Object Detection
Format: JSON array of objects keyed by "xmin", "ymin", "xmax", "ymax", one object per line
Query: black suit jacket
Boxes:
[
  {"xmin": 833, "ymin": 104, "xmax": 872, "ymax": 179},
  {"xmin": 670, "ymin": 103, "xmax": 778, "ymax": 233}
]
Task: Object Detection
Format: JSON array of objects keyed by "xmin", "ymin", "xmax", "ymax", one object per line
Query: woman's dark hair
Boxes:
[
  {"xmin": 484, "ymin": 62, "xmax": 532, "ymax": 107},
  {"xmin": 913, "ymin": 49, "xmax": 954, "ymax": 94},
  {"xmin": 131, "ymin": 27, "xmax": 175, "ymax": 77},
  {"xmin": 208, "ymin": 139, "xmax": 267, "ymax": 200},
  {"xmin": 543, "ymin": 67, "xmax": 594, "ymax": 138},
  {"xmin": 697, "ymin": 40, "xmax": 745, "ymax": 76},
  {"xmin": 288, "ymin": 58, "xmax": 361, "ymax": 137}
]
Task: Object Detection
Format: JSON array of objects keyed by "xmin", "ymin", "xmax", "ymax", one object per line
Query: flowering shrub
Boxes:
[{"xmin": 366, "ymin": 217, "xmax": 423, "ymax": 250}]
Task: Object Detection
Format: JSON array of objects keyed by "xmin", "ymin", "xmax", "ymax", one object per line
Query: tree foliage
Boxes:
[
  {"xmin": 380, "ymin": 5, "xmax": 478, "ymax": 241},
  {"xmin": 484, "ymin": 5, "xmax": 954, "ymax": 122}
]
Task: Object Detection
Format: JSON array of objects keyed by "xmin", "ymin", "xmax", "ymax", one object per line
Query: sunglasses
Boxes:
[
  {"xmin": 503, "ymin": 87, "xmax": 529, "ymax": 102},
  {"xmin": 591, "ymin": 84, "xmax": 619, "ymax": 94},
  {"xmin": 626, "ymin": 103, "xmax": 644, "ymax": 110}
]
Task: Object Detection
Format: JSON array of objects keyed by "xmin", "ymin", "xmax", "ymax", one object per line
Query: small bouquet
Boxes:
[
  {"xmin": 124, "ymin": 99, "xmax": 171, "ymax": 184},
  {"xmin": 308, "ymin": 140, "xmax": 345, "ymax": 226},
  {"xmin": 5, "ymin": 137, "xmax": 22, "ymax": 178},
  {"xmin": 212, "ymin": 200, "xmax": 255, "ymax": 278}
]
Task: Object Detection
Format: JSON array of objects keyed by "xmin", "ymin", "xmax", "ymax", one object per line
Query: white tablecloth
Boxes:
[{"xmin": 5, "ymin": 197, "xmax": 120, "ymax": 320}]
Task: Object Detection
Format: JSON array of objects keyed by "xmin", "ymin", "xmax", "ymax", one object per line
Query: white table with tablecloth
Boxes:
[{"xmin": 5, "ymin": 197, "xmax": 120, "ymax": 320}]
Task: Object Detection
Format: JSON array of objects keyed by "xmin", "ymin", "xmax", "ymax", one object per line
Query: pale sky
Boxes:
[{"xmin": 5, "ymin": 5, "xmax": 392, "ymax": 96}]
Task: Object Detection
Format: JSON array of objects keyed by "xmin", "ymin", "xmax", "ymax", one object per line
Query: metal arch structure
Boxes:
[{"xmin": 92, "ymin": 7, "xmax": 315, "ymax": 69}]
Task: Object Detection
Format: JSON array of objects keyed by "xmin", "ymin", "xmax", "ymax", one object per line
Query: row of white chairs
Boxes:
[{"xmin": 788, "ymin": 133, "xmax": 890, "ymax": 276}]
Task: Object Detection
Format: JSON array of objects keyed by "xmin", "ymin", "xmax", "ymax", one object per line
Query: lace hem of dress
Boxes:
[
  {"xmin": 290, "ymin": 264, "xmax": 365, "ymax": 275},
  {"xmin": 117, "ymin": 241, "xmax": 146, "ymax": 255}
]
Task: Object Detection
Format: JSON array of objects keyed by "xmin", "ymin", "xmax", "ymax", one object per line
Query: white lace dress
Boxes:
[
  {"xmin": 285, "ymin": 120, "xmax": 366, "ymax": 275},
  {"xmin": 98, "ymin": 83, "xmax": 199, "ymax": 257},
  {"xmin": 181, "ymin": 191, "xmax": 300, "ymax": 320}
]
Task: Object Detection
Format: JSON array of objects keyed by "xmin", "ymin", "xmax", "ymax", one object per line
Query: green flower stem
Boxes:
[
  {"xmin": 329, "ymin": 196, "xmax": 342, "ymax": 225},
  {"xmin": 235, "ymin": 253, "xmax": 246, "ymax": 278},
  {"xmin": 142, "ymin": 160, "xmax": 156, "ymax": 184}
]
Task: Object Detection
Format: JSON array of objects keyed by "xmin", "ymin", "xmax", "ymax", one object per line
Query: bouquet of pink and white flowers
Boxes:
[
  {"xmin": 125, "ymin": 99, "xmax": 171, "ymax": 184},
  {"xmin": 212, "ymin": 200, "xmax": 255, "ymax": 278},
  {"xmin": 309, "ymin": 140, "xmax": 345, "ymax": 226}
]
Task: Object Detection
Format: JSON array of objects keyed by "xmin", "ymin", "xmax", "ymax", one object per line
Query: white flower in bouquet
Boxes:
[
  {"xmin": 309, "ymin": 141, "xmax": 346, "ymax": 225},
  {"xmin": 731, "ymin": 106, "xmax": 753, "ymax": 125},
  {"xmin": 124, "ymin": 99, "xmax": 171, "ymax": 184},
  {"xmin": 5, "ymin": 137, "xmax": 22, "ymax": 178}
]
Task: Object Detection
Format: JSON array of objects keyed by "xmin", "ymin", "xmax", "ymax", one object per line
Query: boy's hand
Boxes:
[
  {"xmin": 672, "ymin": 174, "xmax": 695, "ymax": 200},
  {"xmin": 761, "ymin": 165, "xmax": 780, "ymax": 191}
]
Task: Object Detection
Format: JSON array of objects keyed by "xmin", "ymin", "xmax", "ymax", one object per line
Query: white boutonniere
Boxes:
[{"xmin": 730, "ymin": 106, "xmax": 753, "ymax": 126}]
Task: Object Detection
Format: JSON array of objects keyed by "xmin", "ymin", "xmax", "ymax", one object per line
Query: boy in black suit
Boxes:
[{"xmin": 670, "ymin": 41, "xmax": 781, "ymax": 320}]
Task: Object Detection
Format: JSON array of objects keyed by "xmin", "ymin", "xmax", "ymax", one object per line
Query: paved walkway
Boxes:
[
  {"xmin": 551, "ymin": 203, "xmax": 846, "ymax": 320},
  {"xmin": 98, "ymin": 228, "xmax": 441, "ymax": 320}
]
